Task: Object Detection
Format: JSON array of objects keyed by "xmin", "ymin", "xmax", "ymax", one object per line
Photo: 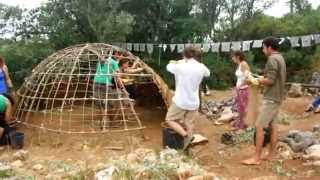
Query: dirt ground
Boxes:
[{"xmin": 1, "ymin": 90, "xmax": 320, "ymax": 179}]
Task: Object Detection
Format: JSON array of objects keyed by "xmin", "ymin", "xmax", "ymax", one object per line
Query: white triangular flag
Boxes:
[
  {"xmin": 126, "ymin": 43, "xmax": 133, "ymax": 51},
  {"xmin": 147, "ymin": 44, "xmax": 154, "ymax": 54},
  {"xmin": 231, "ymin": 41, "xmax": 241, "ymax": 51},
  {"xmin": 177, "ymin": 44, "xmax": 185, "ymax": 53},
  {"xmin": 170, "ymin": 44, "xmax": 177, "ymax": 52},
  {"xmin": 162, "ymin": 44, "xmax": 168, "ymax": 52},
  {"xmin": 221, "ymin": 42, "xmax": 231, "ymax": 52},
  {"xmin": 313, "ymin": 34, "xmax": 320, "ymax": 44},
  {"xmin": 301, "ymin": 35, "xmax": 312, "ymax": 47},
  {"xmin": 120, "ymin": 43, "xmax": 127, "ymax": 49},
  {"xmin": 194, "ymin": 43, "xmax": 202, "ymax": 49},
  {"xmin": 211, "ymin": 43, "xmax": 220, "ymax": 52},
  {"xmin": 252, "ymin": 40, "xmax": 263, "ymax": 48},
  {"xmin": 242, "ymin": 41, "xmax": 252, "ymax": 51},
  {"xmin": 202, "ymin": 43, "xmax": 211, "ymax": 53},
  {"xmin": 289, "ymin": 36, "xmax": 300, "ymax": 47},
  {"xmin": 133, "ymin": 43, "xmax": 140, "ymax": 52},
  {"xmin": 139, "ymin": 43, "xmax": 146, "ymax": 52}
]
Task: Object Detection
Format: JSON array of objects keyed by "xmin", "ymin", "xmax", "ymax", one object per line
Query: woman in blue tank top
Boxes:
[{"xmin": 0, "ymin": 57, "xmax": 13, "ymax": 94}]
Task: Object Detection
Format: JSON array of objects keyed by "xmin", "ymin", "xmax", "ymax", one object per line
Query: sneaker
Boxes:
[{"xmin": 183, "ymin": 135, "xmax": 195, "ymax": 150}]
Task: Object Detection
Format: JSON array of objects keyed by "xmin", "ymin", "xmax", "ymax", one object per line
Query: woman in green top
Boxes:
[
  {"xmin": 93, "ymin": 56, "xmax": 124, "ymax": 128},
  {"xmin": 0, "ymin": 94, "xmax": 14, "ymax": 144},
  {"xmin": 93, "ymin": 56, "xmax": 121, "ymax": 103}
]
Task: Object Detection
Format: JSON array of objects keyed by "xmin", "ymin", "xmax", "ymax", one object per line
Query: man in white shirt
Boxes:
[{"xmin": 166, "ymin": 47, "xmax": 210, "ymax": 150}]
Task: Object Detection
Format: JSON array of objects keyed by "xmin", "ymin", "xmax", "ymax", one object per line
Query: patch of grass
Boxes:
[
  {"xmin": 0, "ymin": 170, "xmax": 34, "ymax": 180},
  {"xmin": 233, "ymin": 127, "xmax": 255, "ymax": 145},
  {"xmin": 0, "ymin": 169, "xmax": 14, "ymax": 178},
  {"xmin": 267, "ymin": 160, "xmax": 297, "ymax": 177},
  {"xmin": 112, "ymin": 161, "xmax": 135, "ymax": 180},
  {"xmin": 64, "ymin": 169, "xmax": 94, "ymax": 180}
]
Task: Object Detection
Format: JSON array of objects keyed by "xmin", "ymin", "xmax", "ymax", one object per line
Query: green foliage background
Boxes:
[{"xmin": 0, "ymin": 0, "xmax": 320, "ymax": 89}]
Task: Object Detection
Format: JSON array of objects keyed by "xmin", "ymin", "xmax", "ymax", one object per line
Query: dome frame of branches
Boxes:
[{"xmin": 14, "ymin": 43, "xmax": 149, "ymax": 134}]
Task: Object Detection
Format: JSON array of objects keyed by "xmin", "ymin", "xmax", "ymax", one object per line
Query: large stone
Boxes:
[
  {"xmin": 0, "ymin": 162, "xmax": 11, "ymax": 171},
  {"xmin": 13, "ymin": 150, "xmax": 29, "ymax": 161},
  {"xmin": 33, "ymin": 164, "xmax": 44, "ymax": 171},
  {"xmin": 309, "ymin": 72, "xmax": 320, "ymax": 94},
  {"xmin": 281, "ymin": 130, "xmax": 316, "ymax": 152},
  {"xmin": 10, "ymin": 160, "xmax": 23, "ymax": 168},
  {"xmin": 303, "ymin": 144, "xmax": 320, "ymax": 160},
  {"xmin": 288, "ymin": 83, "xmax": 303, "ymax": 98}
]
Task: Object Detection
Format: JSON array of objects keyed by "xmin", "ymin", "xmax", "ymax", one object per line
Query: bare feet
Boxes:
[
  {"xmin": 241, "ymin": 157, "xmax": 261, "ymax": 165},
  {"xmin": 262, "ymin": 152, "xmax": 275, "ymax": 161}
]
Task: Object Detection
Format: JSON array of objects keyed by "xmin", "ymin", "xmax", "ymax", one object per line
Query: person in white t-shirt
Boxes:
[{"xmin": 165, "ymin": 47, "xmax": 210, "ymax": 150}]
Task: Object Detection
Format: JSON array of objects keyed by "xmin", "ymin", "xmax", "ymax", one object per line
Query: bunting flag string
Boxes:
[{"xmin": 113, "ymin": 33, "xmax": 320, "ymax": 55}]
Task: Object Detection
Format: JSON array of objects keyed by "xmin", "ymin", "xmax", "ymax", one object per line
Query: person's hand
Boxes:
[{"xmin": 257, "ymin": 76, "xmax": 265, "ymax": 85}]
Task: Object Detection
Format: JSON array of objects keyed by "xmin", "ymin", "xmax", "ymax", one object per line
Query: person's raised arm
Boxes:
[
  {"xmin": 166, "ymin": 61, "xmax": 178, "ymax": 74},
  {"xmin": 3, "ymin": 65, "xmax": 13, "ymax": 89}
]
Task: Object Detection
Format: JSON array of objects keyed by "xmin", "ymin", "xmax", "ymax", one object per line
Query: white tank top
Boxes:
[{"xmin": 235, "ymin": 63, "xmax": 248, "ymax": 89}]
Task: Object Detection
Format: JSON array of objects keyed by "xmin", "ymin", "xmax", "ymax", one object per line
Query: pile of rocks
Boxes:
[
  {"xmin": 95, "ymin": 148, "xmax": 225, "ymax": 180},
  {"xmin": 280, "ymin": 127, "xmax": 320, "ymax": 153},
  {"xmin": 201, "ymin": 98, "xmax": 235, "ymax": 120},
  {"xmin": 310, "ymin": 72, "xmax": 320, "ymax": 95},
  {"xmin": 278, "ymin": 125, "xmax": 320, "ymax": 166}
]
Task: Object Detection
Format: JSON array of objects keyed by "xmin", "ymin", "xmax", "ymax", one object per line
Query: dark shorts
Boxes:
[{"xmin": 0, "ymin": 114, "xmax": 13, "ymax": 145}]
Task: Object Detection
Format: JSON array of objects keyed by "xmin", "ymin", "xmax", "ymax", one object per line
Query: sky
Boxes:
[{"xmin": 1, "ymin": 0, "xmax": 320, "ymax": 17}]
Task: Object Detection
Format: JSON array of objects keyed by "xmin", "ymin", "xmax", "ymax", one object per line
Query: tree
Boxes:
[
  {"xmin": 217, "ymin": 0, "xmax": 274, "ymax": 40},
  {"xmin": 18, "ymin": 0, "xmax": 134, "ymax": 49},
  {"xmin": 289, "ymin": 0, "xmax": 312, "ymax": 14},
  {"xmin": 0, "ymin": 3, "xmax": 25, "ymax": 37},
  {"xmin": 124, "ymin": 0, "xmax": 204, "ymax": 43},
  {"xmin": 192, "ymin": 0, "xmax": 224, "ymax": 39}
]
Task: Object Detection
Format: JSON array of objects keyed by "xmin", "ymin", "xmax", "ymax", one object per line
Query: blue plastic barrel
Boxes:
[
  {"xmin": 10, "ymin": 132, "xmax": 24, "ymax": 149},
  {"xmin": 162, "ymin": 122, "xmax": 184, "ymax": 149}
]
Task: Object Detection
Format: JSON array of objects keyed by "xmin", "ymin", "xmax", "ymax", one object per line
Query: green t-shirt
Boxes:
[
  {"xmin": 0, "ymin": 95, "xmax": 7, "ymax": 113},
  {"xmin": 94, "ymin": 57, "xmax": 119, "ymax": 85}
]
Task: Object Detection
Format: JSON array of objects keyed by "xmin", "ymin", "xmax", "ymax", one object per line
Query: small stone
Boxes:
[
  {"xmin": 82, "ymin": 144, "xmax": 89, "ymax": 150},
  {"xmin": 55, "ymin": 168, "xmax": 65, "ymax": 174},
  {"xmin": 313, "ymin": 125, "xmax": 320, "ymax": 132},
  {"xmin": 306, "ymin": 170, "xmax": 315, "ymax": 177},
  {"xmin": 249, "ymin": 176, "xmax": 278, "ymax": 180},
  {"xmin": 11, "ymin": 160, "xmax": 24, "ymax": 168},
  {"xmin": 13, "ymin": 150, "xmax": 29, "ymax": 161},
  {"xmin": 288, "ymin": 83, "xmax": 303, "ymax": 98},
  {"xmin": 45, "ymin": 174, "xmax": 61, "ymax": 180},
  {"xmin": 95, "ymin": 163, "xmax": 105, "ymax": 170},
  {"xmin": 0, "ymin": 162, "xmax": 11, "ymax": 171},
  {"xmin": 280, "ymin": 150, "xmax": 292, "ymax": 160},
  {"xmin": 33, "ymin": 164, "xmax": 44, "ymax": 171},
  {"xmin": 127, "ymin": 153, "xmax": 138, "ymax": 164},
  {"xmin": 142, "ymin": 135, "xmax": 150, "ymax": 141}
]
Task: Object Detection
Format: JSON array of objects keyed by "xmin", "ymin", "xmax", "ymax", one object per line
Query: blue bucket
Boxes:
[{"xmin": 9, "ymin": 132, "xmax": 24, "ymax": 149}]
